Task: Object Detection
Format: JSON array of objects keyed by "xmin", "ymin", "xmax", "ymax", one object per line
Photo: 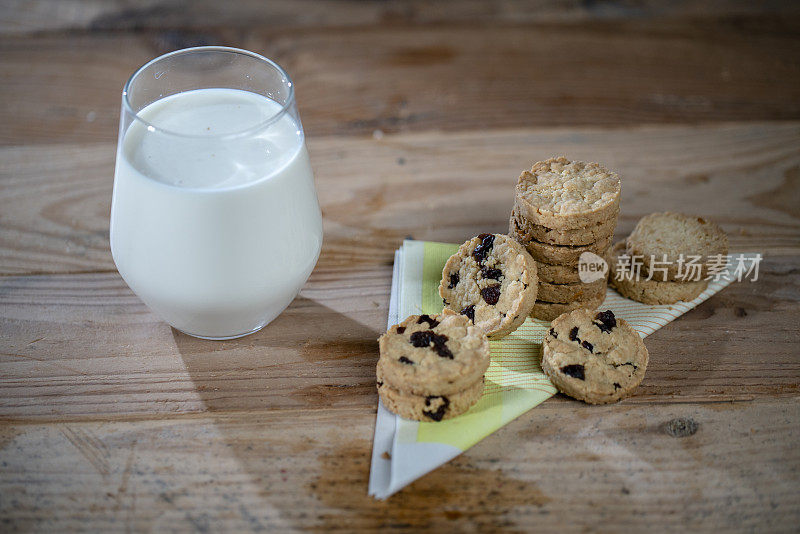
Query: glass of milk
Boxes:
[{"xmin": 110, "ymin": 47, "xmax": 323, "ymax": 339}]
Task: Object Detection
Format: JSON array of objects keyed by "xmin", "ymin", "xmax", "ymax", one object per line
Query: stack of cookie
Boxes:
[
  {"xmin": 376, "ymin": 312, "xmax": 490, "ymax": 421},
  {"xmin": 609, "ymin": 212, "xmax": 728, "ymax": 304},
  {"xmin": 509, "ymin": 157, "xmax": 621, "ymax": 321}
]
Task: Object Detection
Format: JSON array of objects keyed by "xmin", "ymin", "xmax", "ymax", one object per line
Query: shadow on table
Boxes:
[
  {"xmin": 172, "ymin": 295, "xmax": 380, "ymax": 415},
  {"xmin": 169, "ymin": 296, "xmax": 559, "ymax": 530},
  {"xmin": 170, "ymin": 296, "xmax": 389, "ymax": 529}
]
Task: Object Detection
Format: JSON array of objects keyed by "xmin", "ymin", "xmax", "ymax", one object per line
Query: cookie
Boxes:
[
  {"xmin": 535, "ymin": 260, "xmax": 581, "ymax": 284},
  {"xmin": 538, "ymin": 278, "xmax": 607, "ymax": 304},
  {"xmin": 531, "ymin": 293, "xmax": 605, "ymax": 321},
  {"xmin": 625, "ymin": 212, "xmax": 728, "ymax": 282},
  {"xmin": 439, "ymin": 233, "xmax": 538, "ymax": 339},
  {"xmin": 377, "ymin": 371, "xmax": 484, "ymax": 422},
  {"xmin": 515, "ymin": 157, "xmax": 621, "ymax": 230},
  {"xmin": 515, "ymin": 232, "xmax": 612, "ymax": 266},
  {"xmin": 541, "ymin": 309, "xmax": 649, "ymax": 404},
  {"xmin": 533, "ymin": 243, "xmax": 615, "ymax": 285},
  {"xmin": 377, "ymin": 313, "xmax": 490, "ymax": 396},
  {"xmin": 608, "ymin": 241, "xmax": 709, "ymax": 305},
  {"xmin": 510, "ymin": 204, "xmax": 617, "ymax": 246}
]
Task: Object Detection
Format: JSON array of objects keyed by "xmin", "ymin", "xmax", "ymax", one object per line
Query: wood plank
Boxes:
[
  {"xmin": 0, "ymin": 400, "xmax": 797, "ymax": 531},
  {"xmin": 3, "ymin": 3, "xmax": 799, "ymax": 529},
  {"xmin": 0, "ymin": 125, "xmax": 797, "ymax": 427},
  {"xmin": 1, "ymin": 122, "xmax": 799, "ymax": 275},
  {"xmin": 0, "ymin": 249, "xmax": 798, "ymax": 421},
  {"xmin": 2, "ymin": 18, "xmax": 800, "ymax": 144},
  {"xmin": 0, "ymin": 267, "xmax": 389, "ymax": 420},
  {"xmin": 5, "ymin": 0, "xmax": 800, "ymax": 35}
]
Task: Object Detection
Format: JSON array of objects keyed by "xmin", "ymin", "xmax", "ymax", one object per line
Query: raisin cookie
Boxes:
[
  {"xmin": 541, "ymin": 309, "xmax": 648, "ymax": 404},
  {"xmin": 608, "ymin": 241, "xmax": 709, "ymax": 305},
  {"xmin": 538, "ymin": 278, "xmax": 607, "ymax": 304},
  {"xmin": 510, "ymin": 204, "xmax": 617, "ymax": 246},
  {"xmin": 625, "ymin": 212, "xmax": 728, "ymax": 281},
  {"xmin": 531, "ymin": 293, "xmax": 605, "ymax": 322},
  {"xmin": 439, "ymin": 233, "xmax": 538, "ymax": 339},
  {"xmin": 377, "ymin": 313, "xmax": 490, "ymax": 396},
  {"xmin": 515, "ymin": 157, "xmax": 621, "ymax": 230},
  {"xmin": 377, "ymin": 371, "xmax": 484, "ymax": 422}
]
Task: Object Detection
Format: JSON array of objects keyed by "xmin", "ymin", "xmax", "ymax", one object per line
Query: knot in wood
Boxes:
[{"xmin": 664, "ymin": 417, "xmax": 699, "ymax": 438}]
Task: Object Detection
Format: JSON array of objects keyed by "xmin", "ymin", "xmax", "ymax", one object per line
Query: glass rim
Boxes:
[{"xmin": 122, "ymin": 46, "xmax": 296, "ymax": 140}]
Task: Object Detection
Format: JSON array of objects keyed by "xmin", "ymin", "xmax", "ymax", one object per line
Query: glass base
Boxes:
[{"xmin": 175, "ymin": 321, "xmax": 268, "ymax": 341}]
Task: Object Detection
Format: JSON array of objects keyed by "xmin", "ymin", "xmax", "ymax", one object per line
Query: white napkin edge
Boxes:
[{"xmin": 367, "ymin": 248, "xmax": 401, "ymax": 498}]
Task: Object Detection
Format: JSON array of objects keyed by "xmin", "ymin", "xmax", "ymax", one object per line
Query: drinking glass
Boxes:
[{"xmin": 110, "ymin": 47, "xmax": 323, "ymax": 339}]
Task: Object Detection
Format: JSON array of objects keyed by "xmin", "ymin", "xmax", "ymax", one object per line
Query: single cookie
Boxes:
[
  {"xmin": 514, "ymin": 231, "xmax": 613, "ymax": 266},
  {"xmin": 535, "ymin": 260, "xmax": 581, "ymax": 284},
  {"xmin": 608, "ymin": 241, "xmax": 709, "ymax": 305},
  {"xmin": 625, "ymin": 212, "xmax": 728, "ymax": 282},
  {"xmin": 377, "ymin": 313, "xmax": 490, "ymax": 396},
  {"xmin": 541, "ymin": 309, "xmax": 648, "ymax": 404},
  {"xmin": 538, "ymin": 278, "xmax": 607, "ymax": 304},
  {"xmin": 515, "ymin": 157, "xmax": 621, "ymax": 230},
  {"xmin": 531, "ymin": 293, "xmax": 605, "ymax": 321},
  {"xmin": 439, "ymin": 233, "xmax": 538, "ymax": 339},
  {"xmin": 510, "ymin": 204, "xmax": 617, "ymax": 246},
  {"xmin": 377, "ymin": 372, "xmax": 484, "ymax": 422}
]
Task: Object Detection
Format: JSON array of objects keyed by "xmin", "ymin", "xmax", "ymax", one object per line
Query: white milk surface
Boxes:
[{"xmin": 110, "ymin": 88, "xmax": 322, "ymax": 338}]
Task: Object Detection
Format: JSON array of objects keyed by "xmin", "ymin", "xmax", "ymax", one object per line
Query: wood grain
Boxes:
[
  {"xmin": 0, "ymin": 253, "xmax": 798, "ymax": 422},
  {"xmin": 0, "ymin": 400, "xmax": 797, "ymax": 531},
  {"xmin": 0, "ymin": 269, "xmax": 388, "ymax": 420},
  {"xmin": 2, "ymin": 16, "xmax": 800, "ymax": 145},
  {"xmin": 2, "ymin": 1, "xmax": 800, "ymax": 529},
  {"xmin": 5, "ymin": 0, "xmax": 800, "ymax": 35},
  {"xmin": 2, "ymin": 122, "xmax": 799, "ymax": 275}
]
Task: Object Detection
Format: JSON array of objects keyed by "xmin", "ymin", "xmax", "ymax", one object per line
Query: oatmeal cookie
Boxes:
[
  {"xmin": 515, "ymin": 157, "xmax": 621, "ymax": 230},
  {"xmin": 515, "ymin": 232, "xmax": 612, "ymax": 266},
  {"xmin": 377, "ymin": 313, "xmax": 490, "ymax": 396},
  {"xmin": 531, "ymin": 293, "xmax": 605, "ymax": 321},
  {"xmin": 377, "ymin": 371, "xmax": 484, "ymax": 422},
  {"xmin": 510, "ymin": 204, "xmax": 617, "ymax": 246},
  {"xmin": 625, "ymin": 212, "xmax": 728, "ymax": 282},
  {"xmin": 541, "ymin": 309, "xmax": 648, "ymax": 404},
  {"xmin": 535, "ymin": 260, "xmax": 582, "ymax": 284},
  {"xmin": 538, "ymin": 278, "xmax": 607, "ymax": 304},
  {"xmin": 439, "ymin": 233, "xmax": 538, "ymax": 339},
  {"xmin": 608, "ymin": 241, "xmax": 709, "ymax": 304}
]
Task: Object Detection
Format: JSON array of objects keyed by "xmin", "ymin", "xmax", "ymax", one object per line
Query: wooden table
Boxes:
[{"xmin": 2, "ymin": 1, "xmax": 799, "ymax": 531}]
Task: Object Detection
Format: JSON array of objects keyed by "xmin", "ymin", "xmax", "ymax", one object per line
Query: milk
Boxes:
[{"xmin": 110, "ymin": 88, "xmax": 322, "ymax": 338}]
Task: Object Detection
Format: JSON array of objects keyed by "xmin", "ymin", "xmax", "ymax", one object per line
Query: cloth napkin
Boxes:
[{"xmin": 368, "ymin": 239, "xmax": 747, "ymax": 499}]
